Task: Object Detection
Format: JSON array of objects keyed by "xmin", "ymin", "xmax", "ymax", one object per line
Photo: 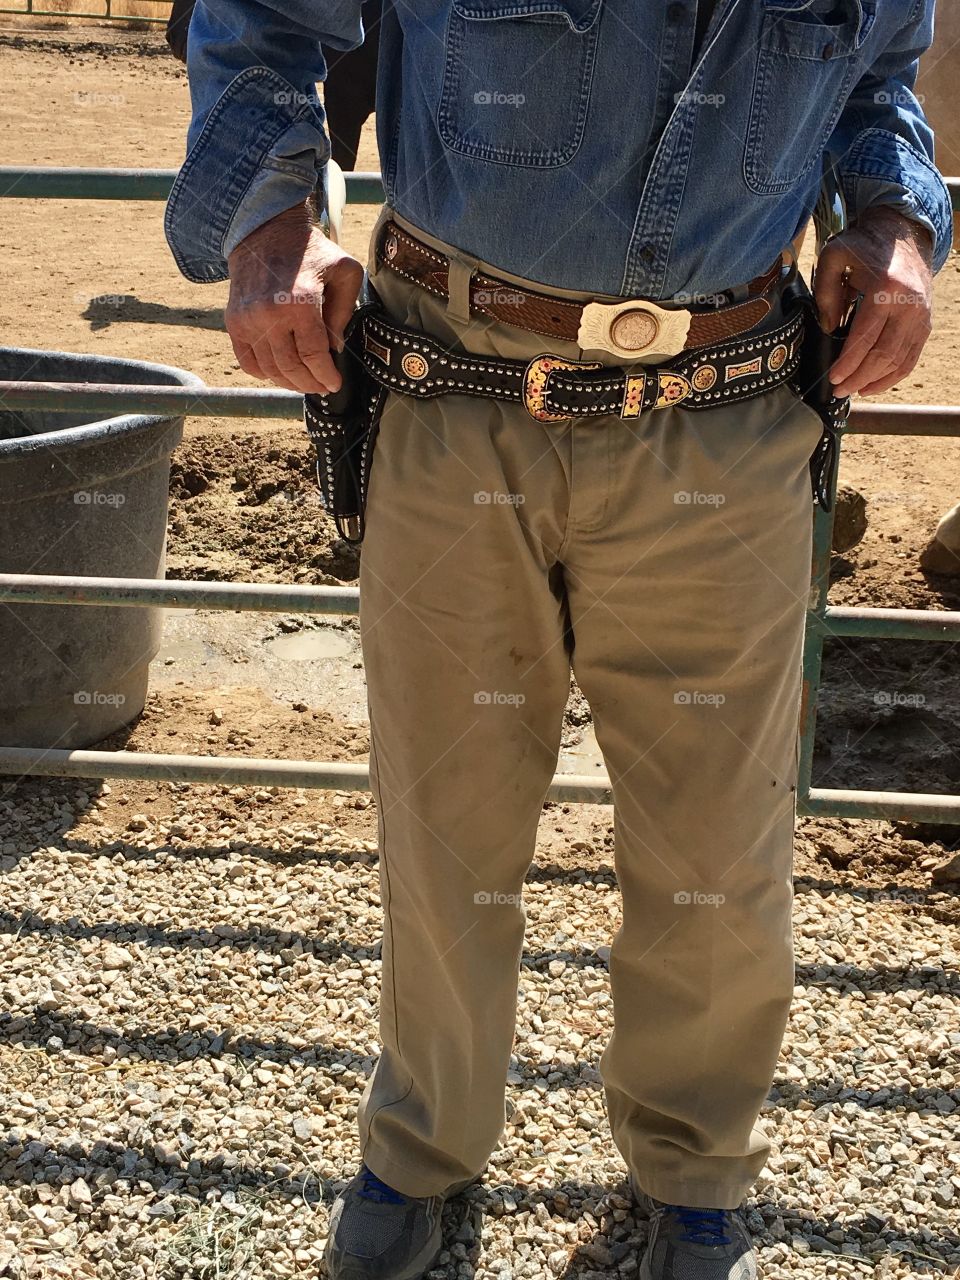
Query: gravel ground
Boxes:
[{"xmin": 1, "ymin": 773, "xmax": 958, "ymax": 1279}]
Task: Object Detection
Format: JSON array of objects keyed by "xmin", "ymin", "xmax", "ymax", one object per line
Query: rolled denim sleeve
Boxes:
[
  {"xmin": 165, "ymin": 0, "xmax": 363, "ymax": 282},
  {"xmin": 824, "ymin": 0, "xmax": 953, "ymax": 272}
]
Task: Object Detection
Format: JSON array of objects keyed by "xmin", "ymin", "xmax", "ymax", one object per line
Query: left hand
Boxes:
[{"xmin": 814, "ymin": 206, "xmax": 934, "ymax": 398}]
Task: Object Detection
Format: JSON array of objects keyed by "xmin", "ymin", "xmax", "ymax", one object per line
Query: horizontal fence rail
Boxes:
[
  {"xmin": 4, "ymin": 576, "xmax": 958, "ymax": 640},
  {"xmin": 849, "ymin": 403, "xmax": 960, "ymax": 437},
  {"xmin": 0, "ymin": 381, "xmax": 304, "ymax": 419},
  {"xmin": 819, "ymin": 605, "xmax": 960, "ymax": 642},
  {"xmin": 803, "ymin": 788, "xmax": 960, "ymax": 823},
  {"xmin": 0, "ymin": 167, "xmax": 386, "ymax": 204},
  {"xmin": 0, "ymin": 746, "xmax": 615, "ymax": 805},
  {"xmin": 0, "ymin": 748, "xmax": 373, "ymax": 791},
  {"xmin": 0, "ymin": 574, "xmax": 359, "ymax": 614},
  {"xmin": 0, "ymin": 741, "xmax": 954, "ymax": 823},
  {"xmin": 0, "ymin": 2, "xmax": 168, "ymax": 21},
  {"xmin": 3, "ymin": 382, "xmax": 960, "ymax": 436},
  {"xmin": 0, "ymin": 168, "xmax": 954, "ymax": 214},
  {"xmin": 2, "ymin": 576, "xmax": 960, "ymax": 640}
]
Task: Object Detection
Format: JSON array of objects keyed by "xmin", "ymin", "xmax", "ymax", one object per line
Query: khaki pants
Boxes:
[{"xmin": 355, "ymin": 209, "xmax": 822, "ymax": 1210}]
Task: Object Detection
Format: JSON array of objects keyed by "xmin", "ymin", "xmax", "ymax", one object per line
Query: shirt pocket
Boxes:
[
  {"xmin": 437, "ymin": 0, "xmax": 603, "ymax": 168},
  {"xmin": 744, "ymin": 0, "xmax": 876, "ymax": 196}
]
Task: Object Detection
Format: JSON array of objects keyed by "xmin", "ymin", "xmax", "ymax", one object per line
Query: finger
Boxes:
[
  {"xmin": 832, "ymin": 312, "xmax": 908, "ymax": 397},
  {"xmin": 814, "ymin": 245, "xmax": 858, "ymax": 333},
  {"xmin": 270, "ymin": 327, "xmax": 333, "ymax": 395},
  {"xmin": 292, "ymin": 318, "xmax": 342, "ymax": 393},
  {"xmin": 249, "ymin": 330, "xmax": 300, "ymax": 392},
  {"xmin": 857, "ymin": 338, "xmax": 927, "ymax": 397},
  {"xmin": 231, "ymin": 334, "xmax": 267, "ymax": 381},
  {"xmin": 828, "ymin": 300, "xmax": 887, "ymax": 389},
  {"xmin": 322, "ymin": 260, "xmax": 364, "ymax": 352}
]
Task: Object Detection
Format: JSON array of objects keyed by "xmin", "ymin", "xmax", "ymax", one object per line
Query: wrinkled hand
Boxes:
[
  {"xmin": 226, "ymin": 201, "xmax": 364, "ymax": 394},
  {"xmin": 814, "ymin": 206, "xmax": 934, "ymax": 398}
]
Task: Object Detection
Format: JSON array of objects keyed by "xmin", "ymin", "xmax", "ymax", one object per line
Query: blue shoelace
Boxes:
[
  {"xmin": 664, "ymin": 1205, "xmax": 733, "ymax": 1247},
  {"xmin": 357, "ymin": 1166, "xmax": 407, "ymax": 1206}
]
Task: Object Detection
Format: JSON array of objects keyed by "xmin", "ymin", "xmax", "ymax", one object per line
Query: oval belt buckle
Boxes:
[
  {"xmin": 577, "ymin": 299, "xmax": 692, "ymax": 362},
  {"xmin": 523, "ymin": 355, "xmax": 603, "ymax": 422}
]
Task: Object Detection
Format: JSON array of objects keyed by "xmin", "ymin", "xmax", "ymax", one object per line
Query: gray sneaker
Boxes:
[
  {"xmin": 322, "ymin": 1166, "xmax": 445, "ymax": 1280},
  {"xmin": 639, "ymin": 1197, "xmax": 758, "ymax": 1280}
]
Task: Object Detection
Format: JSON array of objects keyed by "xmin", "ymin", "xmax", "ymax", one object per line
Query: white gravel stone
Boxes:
[{"xmin": 0, "ymin": 786, "xmax": 957, "ymax": 1279}]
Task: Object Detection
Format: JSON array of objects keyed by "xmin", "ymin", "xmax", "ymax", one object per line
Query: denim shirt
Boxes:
[{"xmin": 165, "ymin": 0, "xmax": 953, "ymax": 298}]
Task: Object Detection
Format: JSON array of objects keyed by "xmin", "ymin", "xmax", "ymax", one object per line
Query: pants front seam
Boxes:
[{"xmin": 360, "ymin": 710, "xmax": 416, "ymax": 1151}]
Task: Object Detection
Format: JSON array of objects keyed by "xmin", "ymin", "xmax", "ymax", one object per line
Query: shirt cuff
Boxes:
[
  {"xmin": 165, "ymin": 65, "xmax": 329, "ymax": 283},
  {"xmin": 838, "ymin": 128, "xmax": 954, "ymax": 272}
]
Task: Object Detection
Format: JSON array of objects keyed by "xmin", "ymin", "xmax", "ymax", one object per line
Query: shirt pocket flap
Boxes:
[
  {"xmin": 451, "ymin": 0, "xmax": 602, "ymax": 34},
  {"xmin": 759, "ymin": 0, "xmax": 875, "ymax": 59}
]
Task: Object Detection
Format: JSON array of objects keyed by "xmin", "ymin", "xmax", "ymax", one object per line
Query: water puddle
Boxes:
[
  {"xmin": 558, "ymin": 721, "xmax": 605, "ymax": 775},
  {"xmin": 264, "ymin": 628, "xmax": 354, "ymax": 661}
]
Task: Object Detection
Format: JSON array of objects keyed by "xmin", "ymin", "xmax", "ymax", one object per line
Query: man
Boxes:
[{"xmin": 166, "ymin": 2, "xmax": 950, "ymax": 1276}]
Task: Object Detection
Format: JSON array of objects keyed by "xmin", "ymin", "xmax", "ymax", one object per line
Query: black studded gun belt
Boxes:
[
  {"xmin": 356, "ymin": 308, "xmax": 806, "ymax": 423},
  {"xmin": 302, "ymin": 287, "xmax": 848, "ymax": 547}
]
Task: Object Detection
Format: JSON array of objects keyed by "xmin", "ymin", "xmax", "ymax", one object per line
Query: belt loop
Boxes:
[
  {"xmin": 781, "ymin": 244, "xmax": 799, "ymax": 286},
  {"xmin": 446, "ymin": 253, "xmax": 478, "ymax": 325},
  {"xmin": 369, "ymin": 205, "xmax": 395, "ymax": 282},
  {"xmin": 725, "ymin": 280, "xmax": 750, "ymax": 305}
]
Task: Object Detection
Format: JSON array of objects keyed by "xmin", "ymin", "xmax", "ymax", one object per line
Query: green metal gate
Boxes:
[{"xmin": 1, "ymin": 166, "xmax": 959, "ymax": 822}]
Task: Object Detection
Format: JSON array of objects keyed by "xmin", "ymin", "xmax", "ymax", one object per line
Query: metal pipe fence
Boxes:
[
  {"xmin": 0, "ymin": 1, "xmax": 167, "ymax": 22},
  {"xmin": 1, "ymin": 164, "xmax": 959, "ymax": 823},
  {"xmin": 0, "ymin": 168, "xmax": 386, "ymax": 204},
  {"xmin": 2, "ymin": 381, "xmax": 959, "ymax": 434},
  {"xmin": 0, "ymin": 166, "xmax": 955, "ymax": 212}
]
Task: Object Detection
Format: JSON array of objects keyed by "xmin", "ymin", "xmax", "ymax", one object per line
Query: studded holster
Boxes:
[
  {"xmin": 303, "ymin": 293, "xmax": 388, "ymax": 545},
  {"xmin": 784, "ymin": 277, "xmax": 854, "ymax": 512}
]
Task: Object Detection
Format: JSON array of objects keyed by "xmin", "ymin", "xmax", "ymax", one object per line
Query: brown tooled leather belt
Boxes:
[{"xmin": 376, "ymin": 220, "xmax": 784, "ymax": 359}]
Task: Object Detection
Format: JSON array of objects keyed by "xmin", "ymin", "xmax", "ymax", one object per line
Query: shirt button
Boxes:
[
  {"xmin": 640, "ymin": 245, "xmax": 656, "ymax": 264},
  {"xmin": 822, "ymin": 42, "xmax": 835, "ymax": 59},
  {"xmin": 667, "ymin": 1, "xmax": 686, "ymax": 21}
]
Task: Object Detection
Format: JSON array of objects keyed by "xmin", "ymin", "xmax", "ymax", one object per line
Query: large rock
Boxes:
[
  {"xmin": 930, "ymin": 850, "xmax": 960, "ymax": 884},
  {"xmin": 832, "ymin": 485, "xmax": 868, "ymax": 555},
  {"xmin": 920, "ymin": 503, "xmax": 960, "ymax": 576}
]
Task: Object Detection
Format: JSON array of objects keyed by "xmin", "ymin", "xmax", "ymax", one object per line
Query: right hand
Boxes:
[{"xmin": 225, "ymin": 201, "xmax": 364, "ymax": 394}]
